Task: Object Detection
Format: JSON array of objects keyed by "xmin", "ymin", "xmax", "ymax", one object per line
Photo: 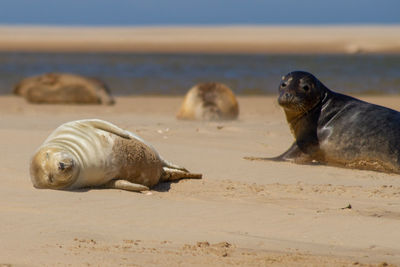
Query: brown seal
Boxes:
[
  {"xmin": 14, "ymin": 72, "xmax": 114, "ymax": 105},
  {"xmin": 177, "ymin": 82, "xmax": 239, "ymax": 120}
]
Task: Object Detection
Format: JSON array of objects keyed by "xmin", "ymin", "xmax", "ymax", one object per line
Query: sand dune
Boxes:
[
  {"xmin": 0, "ymin": 95, "xmax": 399, "ymax": 266},
  {"xmin": 0, "ymin": 25, "xmax": 399, "ymax": 53}
]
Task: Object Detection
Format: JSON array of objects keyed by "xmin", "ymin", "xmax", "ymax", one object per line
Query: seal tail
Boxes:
[{"xmin": 161, "ymin": 167, "xmax": 202, "ymax": 182}]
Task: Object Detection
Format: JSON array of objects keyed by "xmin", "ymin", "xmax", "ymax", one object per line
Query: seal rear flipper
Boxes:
[
  {"xmin": 160, "ymin": 158, "xmax": 189, "ymax": 172},
  {"xmin": 161, "ymin": 167, "xmax": 202, "ymax": 182},
  {"xmin": 103, "ymin": 179, "xmax": 149, "ymax": 192}
]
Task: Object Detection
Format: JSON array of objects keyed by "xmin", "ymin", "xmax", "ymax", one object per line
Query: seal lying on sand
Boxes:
[
  {"xmin": 177, "ymin": 82, "xmax": 239, "ymax": 120},
  {"xmin": 30, "ymin": 119, "xmax": 202, "ymax": 192},
  {"xmin": 14, "ymin": 73, "xmax": 114, "ymax": 105},
  {"xmin": 246, "ymin": 71, "xmax": 400, "ymax": 174}
]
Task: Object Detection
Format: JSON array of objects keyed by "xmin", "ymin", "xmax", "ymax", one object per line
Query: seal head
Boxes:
[
  {"xmin": 30, "ymin": 146, "xmax": 79, "ymax": 189},
  {"xmin": 278, "ymin": 71, "xmax": 327, "ymax": 120}
]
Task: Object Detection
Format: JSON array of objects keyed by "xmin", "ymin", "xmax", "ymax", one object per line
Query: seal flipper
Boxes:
[
  {"xmin": 268, "ymin": 142, "xmax": 304, "ymax": 161},
  {"xmin": 103, "ymin": 179, "xmax": 150, "ymax": 192},
  {"xmin": 160, "ymin": 158, "xmax": 189, "ymax": 172},
  {"xmin": 77, "ymin": 119, "xmax": 132, "ymax": 139},
  {"xmin": 160, "ymin": 167, "xmax": 202, "ymax": 182},
  {"xmin": 244, "ymin": 142, "xmax": 312, "ymax": 163}
]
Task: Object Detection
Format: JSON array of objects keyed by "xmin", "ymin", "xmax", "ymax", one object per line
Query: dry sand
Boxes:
[
  {"xmin": 0, "ymin": 95, "xmax": 400, "ymax": 266},
  {"xmin": 0, "ymin": 25, "xmax": 399, "ymax": 54}
]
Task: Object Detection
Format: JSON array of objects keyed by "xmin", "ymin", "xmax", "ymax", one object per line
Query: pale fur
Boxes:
[
  {"xmin": 31, "ymin": 120, "xmax": 137, "ymax": 189},
  {"xmin": 177, "ymin": 82, "xmax": 239, "ymax": 120},
  {"xmin": 14, "ymin": 73, "xmax": 114, "ymax": 105},
  {"xmin": 30, "ymin": 119, "xmax": 201, "ymax": 191}
]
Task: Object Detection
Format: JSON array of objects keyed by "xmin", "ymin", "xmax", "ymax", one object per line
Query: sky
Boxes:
[{"xmin": 0, "ymin": 0, "xmax": 399, "ymax": 26}]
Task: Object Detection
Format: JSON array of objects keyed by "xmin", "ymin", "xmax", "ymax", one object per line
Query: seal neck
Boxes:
[
  {"xmin": 285, "ymin": 95, "xmax": 322, "ymax": 127},
  {"xmin": 285, "ymin": 87, "xmax": 332, "ymax": 141}
]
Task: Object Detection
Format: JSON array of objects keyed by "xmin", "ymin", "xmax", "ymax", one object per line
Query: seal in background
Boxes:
[{"xmin": 177, "ymin": 82, "xmax": 239, "ymax": 120}]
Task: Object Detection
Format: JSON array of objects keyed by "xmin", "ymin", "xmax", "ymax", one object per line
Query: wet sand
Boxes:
[
  {"xmin": 0, "ymin": 95, "xmax": 399, "ymax": 266},
  {"xmin": 0, "ymin": 25, "xmax": 399, "ymax": 53}
]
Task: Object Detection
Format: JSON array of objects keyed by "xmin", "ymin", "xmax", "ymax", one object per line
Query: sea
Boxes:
[{"xmin": 0, "ymin": 52, "xmax": 399, "ymax": 95}]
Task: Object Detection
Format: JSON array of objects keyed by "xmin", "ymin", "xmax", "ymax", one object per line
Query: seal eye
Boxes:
[
  {"xmin": 281, "ymin": 82, "xmax": 287, "ymax": 88},
  {"xmin": 302, "ymin": 85, "xmax": 310, "ymax": 92},
  {"xmin": 48, "ymin": 173, "xmax": 54, "ymax": 183}
]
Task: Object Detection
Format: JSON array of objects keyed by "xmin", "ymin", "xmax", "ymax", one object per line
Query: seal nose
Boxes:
[
  {"xmin": 59, "ymin": 162, "xmax": 65, "ymax": 171},
  {"xmin": 58, "ymin": 158, "xmax": 74, "ymax": 171},
  {"xmin": 278, "ymin": 91, "xmax": 293, "ymax": 106}
]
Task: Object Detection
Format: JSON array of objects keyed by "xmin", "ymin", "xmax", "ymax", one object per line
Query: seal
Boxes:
[
  {"xmin": 30, "ymin": 119, "xmax": 202, "ymax": 192},
  {"xmin": 14, "ymin": 73, "xmax": 114, "ymax": 105},
  {"xmin": 177, "ymin": 82, "xmax": 239, "ymax": 120},
  {"xmin": 245, "ymin": 71, "xmax": 400, "ymax": 174}
]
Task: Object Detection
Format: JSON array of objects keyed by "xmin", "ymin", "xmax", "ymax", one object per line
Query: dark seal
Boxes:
[{"xmin": 246, "ymin": 71, "xmax": 400, "ymax": 173}]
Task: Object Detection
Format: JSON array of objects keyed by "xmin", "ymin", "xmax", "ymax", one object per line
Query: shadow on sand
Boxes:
[{"xmin": 67, "ymin": 180, "xmax": 183, "ymax": 193}]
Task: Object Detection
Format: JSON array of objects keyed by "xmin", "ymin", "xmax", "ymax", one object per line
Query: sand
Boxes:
[
  {"xmin": 0, "ymin": 25, "xmax": 399, "ymax": 54},
  {"xmin": 0, "ymin": 95, "xmax": 399, "ymax": 266}
]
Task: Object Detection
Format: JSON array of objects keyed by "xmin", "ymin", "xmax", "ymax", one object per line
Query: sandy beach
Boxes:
[
  {"xmin": 0, "ymin": 25, "xmax": 399, "ymax": 54},
  {"xmin": 0, "ymin": 95, "xmax": 399, "ymax": 266}
]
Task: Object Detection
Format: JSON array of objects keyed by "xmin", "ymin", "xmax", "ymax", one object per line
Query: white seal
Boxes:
[{"xmin": 30, "ymin": 119, "xmax": 201, "ymax": 192}]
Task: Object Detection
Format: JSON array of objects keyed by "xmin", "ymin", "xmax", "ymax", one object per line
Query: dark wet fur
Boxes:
[{"xmin": 263, "ymin": 71, "xmax": 400, "ymax": 174}]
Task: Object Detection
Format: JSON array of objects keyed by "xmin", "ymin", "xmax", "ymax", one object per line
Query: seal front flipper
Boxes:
[
  {"xmin": 161, "ymin": 167, "xmax": 202, "ymax": 182},
  {"xmin": 244, "ymin": 142, "xmax": 312, "ymax": 163},
  {"xmin": 103, "ymin": 179, "xmax": 150, "ymax": 192},
  {"xmin": 268, "ymin": 142, "xmax": 305, "ymax": 161},
  {"xmin": 77, "ymin": 119, "xmax": 132, "ymax": 139}
]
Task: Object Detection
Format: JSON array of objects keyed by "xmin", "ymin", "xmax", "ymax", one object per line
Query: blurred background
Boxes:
[
  {"xmin": 1, "ymin": 0, "xmax": 398, "ymax": 25},
  {"xmin": 0, "ymin": 0, "xmax": 399, "ymax": 95}
]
